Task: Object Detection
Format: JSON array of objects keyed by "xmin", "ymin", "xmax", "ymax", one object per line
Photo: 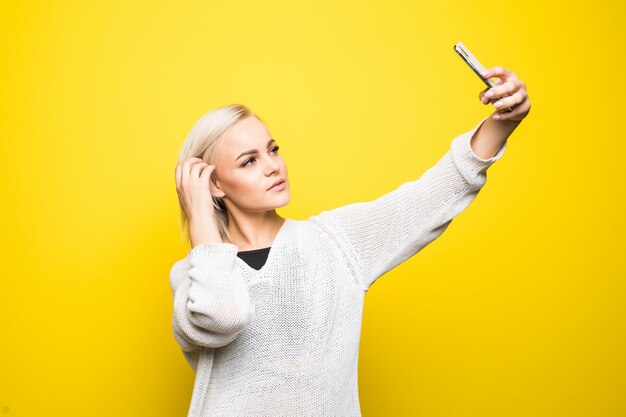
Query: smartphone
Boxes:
[{"xmin": 454, "ymin": 41, "xmax": 513, "ymax": 112}]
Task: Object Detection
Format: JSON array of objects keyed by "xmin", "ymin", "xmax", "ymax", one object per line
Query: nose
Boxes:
[{"xmin": 264, "ymin": 158, "xmax": 280, "ymax": 175}]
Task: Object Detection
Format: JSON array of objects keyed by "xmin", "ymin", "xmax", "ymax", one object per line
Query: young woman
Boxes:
[{"xmin": 170, "ymin": 66, "xmax": 531, "ymax": 416}]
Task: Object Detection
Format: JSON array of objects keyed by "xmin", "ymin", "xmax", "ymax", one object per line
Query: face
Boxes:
[{"xmin": 211, "ymin": 115, "xmax": 290, "ymax": 214}]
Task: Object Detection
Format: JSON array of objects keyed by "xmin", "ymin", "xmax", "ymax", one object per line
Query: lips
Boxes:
[{"xmin": 268, "ymin": 178, "xmax": 285, "ymax": 190}]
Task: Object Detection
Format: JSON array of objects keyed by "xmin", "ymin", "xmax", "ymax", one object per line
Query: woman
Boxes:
[{"xmin": 170, "ymin": 66, "xmax": 531, "ymax": 417}]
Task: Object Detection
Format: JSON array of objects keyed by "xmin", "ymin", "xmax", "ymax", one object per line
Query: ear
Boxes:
[{"xmin": 209, "ymin": 172, "xmax": 226, "ymax": 198}]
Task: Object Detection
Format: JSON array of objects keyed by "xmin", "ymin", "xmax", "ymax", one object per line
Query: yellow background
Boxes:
[{"xmin": 1, "ymin": 0, "xmax": 624, "ymax": 416}]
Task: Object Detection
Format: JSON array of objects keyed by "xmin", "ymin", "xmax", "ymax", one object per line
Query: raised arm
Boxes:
[
  {"xmin": 169, "ymin": 242, "xmax": 253, "ymax": 365},
  {"xmin": 313, "ymin": 116, "xmax": 507, "ymax": 291}
]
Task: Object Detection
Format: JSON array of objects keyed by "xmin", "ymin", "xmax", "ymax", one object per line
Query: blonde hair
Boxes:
[{"xmin": 176, "ymin": 103, "xmax": 263, "ymax": 245}]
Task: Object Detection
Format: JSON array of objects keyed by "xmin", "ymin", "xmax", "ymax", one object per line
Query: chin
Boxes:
[{"xmin": 273, "ymin": 195, "xmax": 291, "ymax": 209}]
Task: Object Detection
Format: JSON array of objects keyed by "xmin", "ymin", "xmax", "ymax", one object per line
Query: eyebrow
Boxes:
[{"xmin": 235, "ymin": 139, "xmax": 276, "ymax": 162}]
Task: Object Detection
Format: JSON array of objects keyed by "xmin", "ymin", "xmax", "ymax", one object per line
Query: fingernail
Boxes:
[
  {"xmin": 485, "ymin": 91, "xmax": 493, "ymax": 98},
  {"xmin": 493, "ymin": 115, "xmax": 501, "ymax": 120},
  {"xmin": 482, "ymin": 71, "xmax": 489, "ymax": 77}
]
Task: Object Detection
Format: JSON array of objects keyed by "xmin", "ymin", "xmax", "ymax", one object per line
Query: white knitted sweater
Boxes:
[{"xmin": 169, "ymin": 116, "xmax": 507, "ymax": 416}]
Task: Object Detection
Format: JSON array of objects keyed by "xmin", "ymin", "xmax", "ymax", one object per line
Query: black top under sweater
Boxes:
[{"xmin": 236, "ymin": 246, "xmax": 271, "ymax": 270}]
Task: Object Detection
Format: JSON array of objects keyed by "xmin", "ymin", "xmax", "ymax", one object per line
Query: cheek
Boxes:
[{"xmin": 231, "ymin": 172, "xmax": 265, "ymax": 195}]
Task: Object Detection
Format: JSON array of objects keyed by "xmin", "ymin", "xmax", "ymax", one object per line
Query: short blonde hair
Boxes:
[{"xmin": 176, "ymin": 103, "xmax": 262, "ymax": 245}]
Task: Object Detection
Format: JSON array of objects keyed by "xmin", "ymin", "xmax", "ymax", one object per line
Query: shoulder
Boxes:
[
  {"xmin": 295, "ymin": 213, "xmax": 353, "ymax": 256},
  {"xmin": 286, "ymin": 216, "xmax": 331, "ymax": 241},
  {"xmin": 305, "ymin": 210, "xmax": 343, "ymax": 241}
]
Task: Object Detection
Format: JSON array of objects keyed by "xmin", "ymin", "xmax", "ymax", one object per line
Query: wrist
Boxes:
[{"xmin": 189, "ymin": 212, "xmax": 217, "ymax": 225}]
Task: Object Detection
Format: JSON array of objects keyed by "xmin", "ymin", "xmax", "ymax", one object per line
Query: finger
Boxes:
[
  {"xmin": 482, "ymin": 66, "xmax": 518, "ymax": 92},
  {"xmin": 479, "ymin": 87, "xmax": 488, "ymax": 102},
  {"xmin": 481, "ymin": 66, "xmax": 514, "ymax": 81},
  {"xmin": 492, "ymin": 90, "xmax": 525, "ymax": 112},
  {"xmin": 485, "ymin": 79, "xmax": 520, "ymax": 101},
  {"xmin": 493, "ymin": 108, "xmax": 521, "ymax": 121},
  {"xmin": 200, "ymin": 163, "xmax": 214, "ymax": 183},
  {"xmin": 190, "ymin": 161, "xmax": 207, "ymax": 186},
  {"xmin": 480, "ymin": 89, "xmax": 499, "ymax": 105},
  {"xmin": 182, "ymin": 157, "xmax": 203, "ymax": 191},
  {"xmin": 492, "ymin": 98, "xmax": 527, "ymax": 121}
]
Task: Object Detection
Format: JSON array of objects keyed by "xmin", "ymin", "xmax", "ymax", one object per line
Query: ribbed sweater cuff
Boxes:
[{"xmin": 450, "ymin": 116, "xmax": 507, "ymax": 187}]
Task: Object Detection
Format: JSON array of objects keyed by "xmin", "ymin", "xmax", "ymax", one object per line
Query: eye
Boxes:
[
  {"xmin": 242, "ymin": 157, "xmax": 256, "ymax": 167},
  {"xmin": 241, "ymin": 146, "xmax": 280, "ymax": 167}
]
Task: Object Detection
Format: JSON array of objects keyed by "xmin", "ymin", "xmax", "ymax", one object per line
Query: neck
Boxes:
[{"xmin": 226, "ymin": 211, "xmax": 286, "ymax": 251}]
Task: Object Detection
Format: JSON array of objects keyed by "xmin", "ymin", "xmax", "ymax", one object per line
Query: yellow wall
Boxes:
[{"xmin": 1, "ymin": 1, "xmax": 624, "ymax": 416}]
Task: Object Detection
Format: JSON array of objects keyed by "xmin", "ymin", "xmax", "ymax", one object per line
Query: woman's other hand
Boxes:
[
  {"xmin": 175, "ymin": 157, "xmax": 222, "ymax": 246},
  {"xmin": 175, "ymin": 157, "xmax": 218, "ymax": 221}
]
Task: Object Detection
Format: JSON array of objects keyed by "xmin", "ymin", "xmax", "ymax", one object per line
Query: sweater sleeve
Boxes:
[
  {"xmin": 316, "ymin": 117, "xmax": 507, "ymax": 291},
  {"xmin": 169, "ymin": 242, "xmax": 254, "ymax": 353}
]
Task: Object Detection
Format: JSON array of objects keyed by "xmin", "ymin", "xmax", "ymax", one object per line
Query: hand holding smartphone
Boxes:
[{"xmin": 454, "ymin": 41, "xmax": 514, "ymax": 112}]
